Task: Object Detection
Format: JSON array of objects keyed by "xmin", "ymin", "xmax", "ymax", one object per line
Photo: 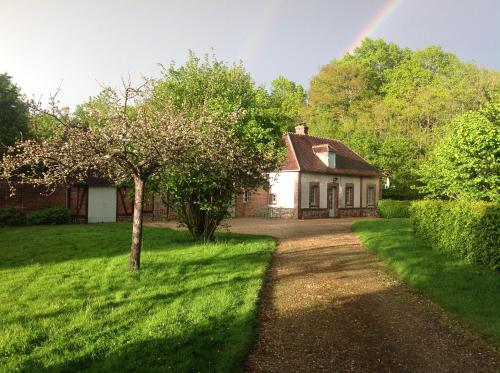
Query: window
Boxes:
[
  {"xmin": 345, "ymin": 183, "xmax": 354, "ymax": 207},
  {"xmin": 309, "ymin": 183, "xmax": 320, "ymax": 208},
  {"xmin": 367, "ymin": 186, "xmax": 376, "ymax": 206},
  {"xmin": 269, "ymin": 193, "xmax": 277, "ymax": 205},
  {"xmin": 243, "ymin": 191, "xmax": 249, "ymax": 203}
]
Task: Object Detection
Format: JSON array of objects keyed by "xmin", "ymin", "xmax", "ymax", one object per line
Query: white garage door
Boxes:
[{"xmin": 88, "ymin": 186, "xmax": 117, "ymax": 223}]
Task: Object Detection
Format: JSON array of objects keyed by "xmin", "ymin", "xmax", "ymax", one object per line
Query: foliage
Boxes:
[
  {"xmin": 418, "ymin": 104, "xmax": 500, "ymax": 202},
  {"xmin": 266, "ymin": 76, "xmax": 307, "ymax": 134},
  {"xmin": 307, "ymin": 38, "xmax": 500, "ymax": 198},
  {"xmin": 0, "ymin": 224, "xmax": 275, "ymax": 372},
  {"xmin": 0, "ymin": 207, "xmax": 25, "ymax": 226},
  {"xmin": 0, "ymin": 73, "xmax": 30, "ymax": 155},
  {"xmin": 377, "ymin": 199, "xmax": 411, "ymax": 218},
  {"xmin": 353, "ymin": 219, "xmax": 500, "ymax": 347},
  {"xmin": 154, "ymin": 54, "xmax": 285, "ymax": 240},
  {"xmin": 409, "ymin": 200, "xmax": 499, "ymax": 270},
  {"xmin": 25, "ymin": 206, "xmax": 70, "ymax": 225},
  {"xmin": 1, "ymin": 79, "xmax": 211, "ymax": 269},
  {"xmin": 381, "ymin": 187, "xmax": 420, "ymax": 200}
]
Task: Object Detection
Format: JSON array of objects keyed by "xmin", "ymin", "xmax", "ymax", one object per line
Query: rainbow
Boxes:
[
  {"xmin": 340, "ymin": 0, "xmax": 402, "ymax": 57},
  {"xmin": 239, "ymin": 0, "xmax": 285, "ymax": 64}
]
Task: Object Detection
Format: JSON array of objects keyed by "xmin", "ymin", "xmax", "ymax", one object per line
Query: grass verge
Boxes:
[
  {"xmin": 0, "ymin": 223, "xmax": 275, "ymax": 372},
  {"xmin": 353, "ymin": 218, "xmax": 500, "ymax": 347}
]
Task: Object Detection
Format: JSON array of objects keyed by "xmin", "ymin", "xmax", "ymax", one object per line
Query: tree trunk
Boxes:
[{"xmin": 129, "ymin": 176, "xmax": 145, "ymax": 270}]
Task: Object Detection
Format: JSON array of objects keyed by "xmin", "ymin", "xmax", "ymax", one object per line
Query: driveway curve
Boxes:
[{"xmin": 221, "ymin": 218, "xmax": 499, "ymax": 373}]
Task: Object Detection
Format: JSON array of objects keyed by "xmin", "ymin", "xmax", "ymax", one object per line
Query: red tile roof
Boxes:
[{"xmin": 282, "ymin": 133, "xmax": 383, "ymax": 177}]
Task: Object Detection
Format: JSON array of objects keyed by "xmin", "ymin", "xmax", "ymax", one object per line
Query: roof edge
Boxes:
[{"xmin": 284, "ymin": 132, "xmax": 301, "ymax": 171}]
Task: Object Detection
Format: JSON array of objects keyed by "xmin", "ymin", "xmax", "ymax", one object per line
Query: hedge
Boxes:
[
  {"xmin": 410, "ymin": 200, "xmax": 499, "ymax": 270},
  {"xmin": 0, "ymin": 207, "xmax": 71, "ymax": 227},
  {"xmin": 26, "ymin": 207, "xmax": 71, "ymax": 225},
  {"xmin": 0, "ymin": 208, "xmax": 25, "ymax": 227},
  {"xmin": 377, "ymin": 199, "xmax": 411, "ymax": 218}
]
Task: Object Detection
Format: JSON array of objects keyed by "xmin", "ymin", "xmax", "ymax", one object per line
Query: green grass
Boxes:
[
  {"xmin": 0, "ymin": 223, "xmax": 275, "ymax": 372},
  {"xmin": 353, "ymin": 219, "xmax": 500, "ymax": 347}
]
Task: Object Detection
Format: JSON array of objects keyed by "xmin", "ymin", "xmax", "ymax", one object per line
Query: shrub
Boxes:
[
  {"xmin": 0, "ymin": 208, "xmax": 25, "ymax": 226},
  {"xmin": 410, "ymin": 200, "xmax": 499, "ymax": 270},
  {"xmin": 26, "ymin": 207, "xmax": 71, "ymax": 225},
  {"xmin": 377, "ymin": 199, "xmax": 411, "ymax": 218}
]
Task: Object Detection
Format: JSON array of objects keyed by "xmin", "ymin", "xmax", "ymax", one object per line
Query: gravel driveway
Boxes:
[{"xmin": 153, "ymin": 217, "xmax": 500, "ymax": 372}]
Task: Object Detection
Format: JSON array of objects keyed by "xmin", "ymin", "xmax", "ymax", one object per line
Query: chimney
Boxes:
[{"xmin": 295, "ymin": 123, "xmax": 309, "ymax": 135}]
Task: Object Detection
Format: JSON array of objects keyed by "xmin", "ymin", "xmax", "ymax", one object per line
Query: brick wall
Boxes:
[
  {"xmin": 235, "ymin": 188, "xmax": 270, "ymax": 217},
  {"xmin": 338, "ymin": 207, "xmax": 378, "ymax": 217},
  {"xmin": 68, "ymin": 185, "xmax": 88, "ymax": 222},
  {"xmin": 152, "ymin": 194, "xmax": 178, "ymax": 220},
  {"xmin": 0, "ymin": 181, "xmax": 67, "ymax": 212},
  {"xmin": 300, "ymin": 208, "xmax": 329, "ymax": 219}
]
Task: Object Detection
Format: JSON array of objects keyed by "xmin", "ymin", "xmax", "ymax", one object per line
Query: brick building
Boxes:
[
  {"xmin": 232, "ymin": 124, "xmax": 383, "ymax": 219},
  {"xmin": 0, "ymin": 178, "xmax": 173, "ymax": 223}
]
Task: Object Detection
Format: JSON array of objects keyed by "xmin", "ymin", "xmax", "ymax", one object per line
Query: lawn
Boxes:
[
  {"xmin": 353, "ymin": 219, "xmax": 500, "ymax": 347},
  {"xmin": 0, "ymin": 223, "xmax": 275, "ymax": 372}
]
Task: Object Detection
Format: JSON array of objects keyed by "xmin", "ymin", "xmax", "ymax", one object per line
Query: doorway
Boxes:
[
  {"xmin": 88, "ymin": 186, "xmax": 117, "ymax": 223},
  {"xmin": 327, "ymin": 186, "xmax": 337, "ymax": 218}
]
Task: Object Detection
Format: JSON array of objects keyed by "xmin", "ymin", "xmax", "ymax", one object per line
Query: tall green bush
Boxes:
[
  {"xmin": 25, "ymin": 207, "xmax": 70, "ymax": 225},
  {"xmin": 410, "ymin": 200, "xmax": 499, "ymax": 270},
  {"xmin": 0, "ymin": 208, "xmax": 25, "ymax": 226},
  {"xmin": 377, "ymin": 199, "xmax": 411, "ymax": 218}
]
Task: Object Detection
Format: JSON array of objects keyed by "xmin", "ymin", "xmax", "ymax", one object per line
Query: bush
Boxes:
[
  {"xmin": 381, "ymin": 188, "xmax": 420, "ymax": 201},
  {"xmin": 377, "ymin": 199, "xmax": 411, "ymax": 218},
  {"xmin": 26, "ymin": 207, "xmax": 71, "ymax": 225},
  {"xmin": 0, "ymin": 208, "xmax": 25, "ymax": 226},
  {"xmin": 410, "ymin": 200, "xmax": 500, "ymax": 270}
]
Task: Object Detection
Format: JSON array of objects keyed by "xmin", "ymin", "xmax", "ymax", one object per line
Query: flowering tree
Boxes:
[{"xmin": 1, "ymin": 80, "xmax": 214, "ymax": 270}]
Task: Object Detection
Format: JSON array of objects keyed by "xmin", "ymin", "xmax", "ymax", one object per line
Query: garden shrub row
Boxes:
[
  {"xmin": 0, "ymin": 206, "xmax": 70, "ymax": 227},
  {"xmin": 377, "ymin": 199, "xmax": 411, "ymax": 218},
  {"xmin": 409, "ymin": 200, "xmax": 499, "ymax": 270}
]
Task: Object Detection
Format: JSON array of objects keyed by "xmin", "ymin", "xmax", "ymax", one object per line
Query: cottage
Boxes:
[{"xmin": 233, "ymin": 124, "xmax": 383, "ymax": 219}]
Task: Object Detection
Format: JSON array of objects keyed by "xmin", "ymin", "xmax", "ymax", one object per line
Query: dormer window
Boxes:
[{"xmin": 312, "ymin": 144, "xmax": 336, "ymax": 168}]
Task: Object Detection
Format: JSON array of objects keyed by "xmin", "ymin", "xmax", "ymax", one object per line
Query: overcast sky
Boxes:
[{"xmin": 1, "ymin": 0, "xmax": 498, "ymax": 108}]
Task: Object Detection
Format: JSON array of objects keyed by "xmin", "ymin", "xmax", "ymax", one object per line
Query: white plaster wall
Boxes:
[
  {"xmin": 301, "ymin": 173, "xmax": 366, "ymax": 209},
  {"xmin": 360, "ymin": 177, "xmax": 379, "ymax": 207},
  {"xmin": 269, "ymin": 172, "xmax": 298, "ymax": 208},
  {"xmin": 314, "ymin": 152, "xmax": 336, "ymax": 168},
  {"xmin": 300, "ymin": 173, "xmax": 335, "ymax": 209}
]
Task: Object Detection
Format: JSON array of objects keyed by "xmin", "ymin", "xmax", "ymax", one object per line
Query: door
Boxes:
[
  {"xmin": 327, "ymin": 186, "xmax": 336, "ymax": 218},
  {"xmin": 88, "ymin": 186, "xmax": 117, "ymax": 223}
]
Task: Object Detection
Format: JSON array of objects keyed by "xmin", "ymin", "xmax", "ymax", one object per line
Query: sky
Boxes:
[{"xmin": 1, "ymin": 0, "xmax": 499, "ymax": 108}]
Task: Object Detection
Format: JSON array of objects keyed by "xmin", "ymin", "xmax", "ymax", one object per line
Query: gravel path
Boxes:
[{"xmin": 151, "ymin": 218, "xmax": 500, "ymax": 372}]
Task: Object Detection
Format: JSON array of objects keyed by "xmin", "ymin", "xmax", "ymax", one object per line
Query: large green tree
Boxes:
[
  {"xmin": 153, "ymin": 54, "xmax": 285, "ymax": 240},
  {"xmin": 0, "ymin": 73, "xmax": 30, "ymax": 154},
  {"xmin": 418, "ymin": 104, "xmax": 500, "ymax": 202},
  {"xmin": 307, "ymin": 38, "xmax": 500, "ymax": 198}
]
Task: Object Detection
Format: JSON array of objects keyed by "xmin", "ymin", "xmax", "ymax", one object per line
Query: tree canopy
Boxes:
[
  {"xmin": 153, "ymin": 54, "xmax": 285, "ymax": 240},
  {"xmin": 0, "ymin": 73, "xmax": 30, "ymax": 155},
  {"xmin": 418, "ymin": 104, "xmax": 500, "ymax": 202},
  {"xmin": 306, "ymin": 38, "xmax": 500, "ymax": 198}
]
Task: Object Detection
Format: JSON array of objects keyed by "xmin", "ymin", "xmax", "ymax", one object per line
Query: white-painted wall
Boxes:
[
  {"xmin": 269, "ymin": 172, "xmax": 379, "ymax": 211},
  {"xmin": 268, "ymin": 171, "xmax": 298, "ymax": 208},
  {"xmin": 360, "ymin": 177, "xmax": 379, "ymax": 208},
  {"xmin": 301, "ymin": 173, "xmax": 378, "ymax": 209},
  {"xmin": 315, "ymin": 151, "xmax": 336, "ymax": 168},
  {"xmin": 88, "ymin": 186, "xmax": 117, "ymax": 223}
]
